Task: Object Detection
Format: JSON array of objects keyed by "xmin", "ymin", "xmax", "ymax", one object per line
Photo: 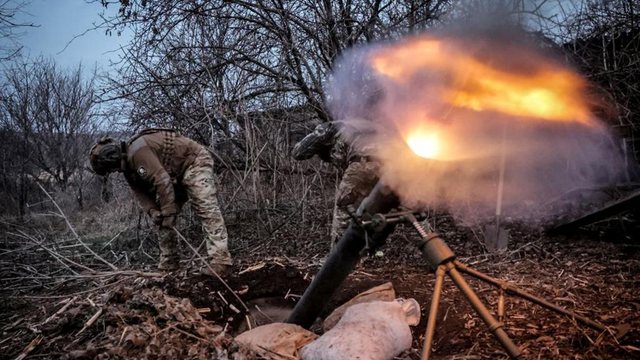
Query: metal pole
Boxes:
[
  {"xmin": 455, "ymin": 261, "xmax": 606, "ymax": 332},
  {"xmin": 422, "ymin": 265, "xmax": 446, "ymax": 360},
  {"xmin": 287, "ymin": 182, "xmax": 399, "ymax": 328},
  {"xmin": 447, "ymin": 264, "xmax": 522, "ymax": 358}
]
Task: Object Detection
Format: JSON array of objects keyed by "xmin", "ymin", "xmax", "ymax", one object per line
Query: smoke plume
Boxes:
[{"xmin": 326, "ymin": 25, "xmax": 630, "ymax": 222}]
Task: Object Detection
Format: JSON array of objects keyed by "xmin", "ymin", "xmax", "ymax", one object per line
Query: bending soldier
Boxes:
[
  {"xmin": 292, "ymin": 122, "xmax": 379, "ymax": 248},
  {"xmin": 89, "ymin": 128, "xmax": 231, "ymax": 273}
]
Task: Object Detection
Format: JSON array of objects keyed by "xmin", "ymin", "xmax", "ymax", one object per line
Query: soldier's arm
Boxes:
[
  {"xmin": 131, "ymin": 189, "xmax": 159, "ymax": 215},
  {"xmin": 292, "ymin": 123, "xmax": 337, "ymax": 162},
  {"xmin": 292, "ymin": 137, "xmax": 317, "ymax": 160},
  {"xmin": 132, "ymin": 149, "xmax": 178, "ymax": 221}
]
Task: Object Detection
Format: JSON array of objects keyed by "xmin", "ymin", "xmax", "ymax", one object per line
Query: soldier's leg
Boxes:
[
  {"xmin": 331, "ymin": 160, "xmax": 380, "ymax": 249},
  {"xmin": 330, "ymin": 202, "xmax": 351, "ymax": 249},
  {"xmin": 183, "ymin": 149, "xmax": 232, "ymax": 266},
  {"xmin": 158, "ymin": 226, "xmax": 179, "ymax": 270}
]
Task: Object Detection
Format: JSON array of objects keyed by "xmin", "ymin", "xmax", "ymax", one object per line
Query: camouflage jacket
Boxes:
[{"xmin": 123, "ymin": 129, "xmax": 204, "ymax": 217}]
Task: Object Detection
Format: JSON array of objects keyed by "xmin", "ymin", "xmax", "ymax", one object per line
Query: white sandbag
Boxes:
[
  {"xmin": 323, "ymin": 282, "xmax": 396, "ymax": 331},
  {"xmin": 235, "ymin": 323, "xmax": 318, "ymax": 359},
  {"xmin": 300, "ymin": 298, "xmax": 421, "ymax": 360}
]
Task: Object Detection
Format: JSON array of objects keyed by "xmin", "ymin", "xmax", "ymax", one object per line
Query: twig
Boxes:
[
  {"xmin": 41, "ymin": 296, "xmax": 79, "ymax": 325},
  {"xmin": 101, "ymin": 231, "xmax": 124, "ymax": 249},
  {"xmin": 0, "ymin": 270, "xmax": 162, "ymax": 281},
  {"xmin": 12, "ymin": 230, "xmax": 86, "ymax": 274},
  {"xmin": 253, "ymin": 304, "xmax": 275, "ymax": 322},
  {"xmin": 170, "ymin": 325, "xmax": 209, "ymax": 343},
  {"xmin": 37, "ymin": 183, "xmax": 117, "ymax": 271},
  {"xmin": 238, "ymin": 262, "xmax": 266, "ymax": 274},
  {"xmin": 117, "ymin": 326, "xmax": 129, "ymax": 346},
  {"xmin": 12, "ymin": 277, "xmax": 128, "ymax": 299},
  {"xmin": 15, "ymin": 335, "xmax": 43, "ymax": 360},
  {"xmin": 77, "ymin": 308, "xmax": 103, "ymax": 335},
  {"xmin": 217, "ymin": 291, "xmax": 229, "ymax": 306}
]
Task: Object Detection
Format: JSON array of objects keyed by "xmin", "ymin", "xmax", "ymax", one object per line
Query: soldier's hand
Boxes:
[
  {"xmin": 161, "ymin": 215, "xmax": 176, "ymax": 229},
  {"xmin": 149, "ymin": 209, "xmax": 163, "ymax": 226}
]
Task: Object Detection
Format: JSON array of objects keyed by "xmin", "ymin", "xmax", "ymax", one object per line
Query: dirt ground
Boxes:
[{"xmin": 1, "ymin": 207, "xmax": 639, "ymax": 359}]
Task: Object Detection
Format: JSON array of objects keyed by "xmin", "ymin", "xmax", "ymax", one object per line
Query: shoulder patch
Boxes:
[{"xmin": 137, "ymin": 166, "xmax": 147, "ymax": 176}]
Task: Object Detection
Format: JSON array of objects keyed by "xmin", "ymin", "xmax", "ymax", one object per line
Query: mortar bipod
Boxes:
[{"xmin": 365, "ymin": 211, "xmax": 609, "ymax": 360}]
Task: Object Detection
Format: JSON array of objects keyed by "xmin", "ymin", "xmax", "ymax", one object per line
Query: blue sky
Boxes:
[{"xmin": 9, "ymin": 0, "xmax": 130, "ymax": 74}]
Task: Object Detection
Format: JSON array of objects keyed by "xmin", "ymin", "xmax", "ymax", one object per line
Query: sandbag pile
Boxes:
[{"xmin": 235, "ymin": 283, "xmax": 421, "ymax": 360}]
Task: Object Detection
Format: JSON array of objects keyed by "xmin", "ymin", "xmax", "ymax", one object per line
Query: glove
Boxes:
[
  {"xmin": 148, "ymin": 209, "xmax": 163, "ymax": 226},
  {"xmin": 161, "ymin": 215, "xmax": 176, "ymax": 229}
]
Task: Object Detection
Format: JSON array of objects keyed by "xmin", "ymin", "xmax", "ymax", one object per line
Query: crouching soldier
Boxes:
[
  {"xmin": 292, "ymin": 122, "xmax": 379, "ymax": 249},
  {"xmin": 89, "ymin": 128, "xmax": 232, "ymax": 273}
]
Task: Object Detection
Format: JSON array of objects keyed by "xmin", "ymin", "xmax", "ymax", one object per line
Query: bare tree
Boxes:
[
  {"xmin": 0, "ymin": 57, "xmax": 99, "ymax": 214},
  {"xmin": 0, "ymin": 0, "xmax": 36, "ymax": 61},
  {"xmin": 98, "ymin": 0, "xmax": 451, "ymax": 132},
  {"xmin": 559, "ymin": 1, "xmax": 640, "ymax": 168}
]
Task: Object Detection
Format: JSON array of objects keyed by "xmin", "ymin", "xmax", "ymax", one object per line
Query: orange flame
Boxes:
[
  {"xmin": 406, "ymin": 130, "xmax": 440, "ymax": 159},
  {"xmin": 368, "ymin": 36, "xmax": 595, "ymax": 159}
]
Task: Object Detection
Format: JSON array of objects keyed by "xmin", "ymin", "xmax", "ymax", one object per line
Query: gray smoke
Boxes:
[{"xmin": 326, "ymin": 26, "xmax": 630, "ymax": 223}]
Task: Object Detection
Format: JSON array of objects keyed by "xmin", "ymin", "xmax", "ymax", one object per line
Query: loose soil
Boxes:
[{"xmin": 1, "ymin": 210, "xmax": 639, "ymax": 359}]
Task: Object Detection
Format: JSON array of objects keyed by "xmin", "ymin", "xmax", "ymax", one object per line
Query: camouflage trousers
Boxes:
[
  {"xmin": 330, "ymin": 160, "xmax": 380, "ymax": 248},
  {"xmin": 158, "ymin": 148, "xmax": 232, "ymax": 266}
]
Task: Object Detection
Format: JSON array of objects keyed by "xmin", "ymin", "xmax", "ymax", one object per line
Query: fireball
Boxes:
[
  {"xmin": 367, "ymin": 35, "xmax": 596, "ymax": 160},
  {"xmin": 406, "ymin": 131, "xmax": 440, "ymax": 159}
]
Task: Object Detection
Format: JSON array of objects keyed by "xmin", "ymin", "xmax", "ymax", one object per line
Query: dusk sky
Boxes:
[
  {"xmin": 6, "ymin": 0, "xmax": 574, "ymax": 76},
  {"xmin": 9, "ymin": 0, "xmax": 130, "ymax": 74}
]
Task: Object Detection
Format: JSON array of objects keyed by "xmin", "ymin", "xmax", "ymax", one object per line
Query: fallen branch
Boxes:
[
  {"xmin": 41, "ymin": 296, "xmax": 79, "ymax": 326},
  {"xmin": 77, "ymin": 308, "xmax": 104, "ymax": 336},
  {"xmin": 37, "ymin": 183, "xmax": 117, "ymax": 271},
  {"xmin": 13, "ymin": 230, "xmax": 90, "ymax": 274},
  {"xmin": 14, "ymin": 335, "xmax": 43, "ymax": 360},
  {"xmin": 238, "ymin": 262, "xmax": 266, "ymax": 275}
]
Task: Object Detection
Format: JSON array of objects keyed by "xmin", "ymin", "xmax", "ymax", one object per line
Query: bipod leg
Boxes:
[
  {"xmin": 407, "ymin": 214, "xmax": 521, "ymax": 358},
  {"xmin": 447, "ymin": 263, "xmax": 522, "ymax": 358},
  {"xmin": 422, "ymin": 265, "xmax": 446, "ymax": 360},
  {"xmin": 454, "ymin": 260, "xmax": 607, "ymax": 332}
]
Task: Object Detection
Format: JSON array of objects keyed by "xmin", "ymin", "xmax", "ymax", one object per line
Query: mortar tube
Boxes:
[{"xmin": 287, "ymin": 181, "xmax": 400, "ymax": 328}]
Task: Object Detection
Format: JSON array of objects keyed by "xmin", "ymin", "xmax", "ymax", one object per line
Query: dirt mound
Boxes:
[
  {"xmin": 1, "ymin": 263, "xmax": 311, "ymax": 360},
  {"xmin": 63, "ymin": 286, "xmax": 249, "ymax": 359}
]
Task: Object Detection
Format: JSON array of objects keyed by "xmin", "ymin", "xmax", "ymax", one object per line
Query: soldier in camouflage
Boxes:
[
  {"xmin": 89, "ymin": 129, "xmax": 231, "ymax": 273},
  {"xmin": 292, "ymin": 122, "xmax": 379, "ymax": 248}
]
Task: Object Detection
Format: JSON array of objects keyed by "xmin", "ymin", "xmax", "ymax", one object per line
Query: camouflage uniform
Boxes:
[
  {"xmin": 293, "ymin": 122, "xmax": 379, "ymax": 248},
  {"xmin": 181, "ymin": 147, "xmax": 231, "ymax": 265},
  {"xmin": 331, "ymin": 160, "xmax": 379, "ymax": 247},
  {"xmin": 91, "ymin": 128, "xmax": 230, "ymax": 270}
]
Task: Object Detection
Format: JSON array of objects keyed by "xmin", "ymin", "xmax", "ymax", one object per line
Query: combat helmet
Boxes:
[
  {"xmin": 292, "ymin": 122, "xmax": 339, "ymax": 161},
  {"xmin": 89, "ymin": 137, "xmax": 123, "ymax": 175}
]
